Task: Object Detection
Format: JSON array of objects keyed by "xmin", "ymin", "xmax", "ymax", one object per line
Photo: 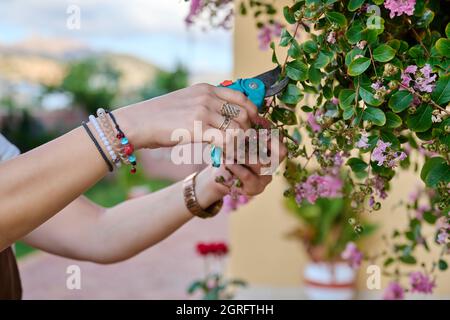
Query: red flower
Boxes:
[
  {"xmin": 196, "ymin": 242, "xmax": 229, "ymax": 256},
  {"xmin": 196, "ymin": 243, "xmax": 209, "ymax": 256}
]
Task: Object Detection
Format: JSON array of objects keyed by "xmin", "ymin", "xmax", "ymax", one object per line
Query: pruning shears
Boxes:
[
  {"xmin": 211, "ymin": 66, "xmax": 289, "ymax": 167},
  {"xmin": 218, "ymin": 66, "xmax": 289, "ymax": 112}
]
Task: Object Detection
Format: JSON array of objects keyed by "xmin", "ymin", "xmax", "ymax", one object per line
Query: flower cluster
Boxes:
[
  {"xmin": 384, "ymin": 0, "xmax": 416, "ymax": 18},
  {"xmin": 341, "ymin": 242, "xmax": 363, "ymax": 269},
  {"xmin": 295, "ymin": 173, "xmax": 343, "ymax": 205},
  {"xmin": 371, "ymin": 140, "xmax": 407, "ymax": 168},
  {"xmin": 258, "ymin": 21, "xmax": 283, "ymax": 50},
  {"xmin": 401, "ymin": 64, "xmax": 437, "ymax": 93},
  {"xmin": 409, "ymin": 271, "xmax": 436, "ymax": 294},
  {"xmin": 436, "ymin": 216, "xmax": 450, "ymax": 245},
  {"xmin": 196, "ymin": 242, "xmax": 229, "ymax": 256},
  {"xmin": 383, "ymin": 281, "xmax": 405, "ymax": 300}
]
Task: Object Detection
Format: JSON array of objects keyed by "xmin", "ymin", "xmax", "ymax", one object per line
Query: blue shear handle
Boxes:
[{"xmin": 218, "ymin": 78, "xmax": 266, "ymax": 112}]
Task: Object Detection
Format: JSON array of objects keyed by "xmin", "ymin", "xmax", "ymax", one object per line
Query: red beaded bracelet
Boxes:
[{"xmin": 107, "ymin": 111, "xmax": 137, "ymax": 174}]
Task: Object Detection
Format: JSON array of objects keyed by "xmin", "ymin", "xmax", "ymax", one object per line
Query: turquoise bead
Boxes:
[
  {"xmin": 121, "ymin": 137, "xmax": 129, "ymax": 145},
  {"xmin": 210, "ymin": 145, "xmax": 221, "ymax": 168},
  {"xmin": 128, "ymin": 154, "xmax": 136, "ymax": 162}
]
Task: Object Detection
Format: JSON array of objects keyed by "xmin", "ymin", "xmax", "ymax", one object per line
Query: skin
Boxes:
[{"xmin": 0, "ymin": 84, "xmax": 287, "ymax": 263}]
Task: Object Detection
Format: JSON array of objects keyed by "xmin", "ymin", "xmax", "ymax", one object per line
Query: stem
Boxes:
[
  {"xmin": 398, "ymin": 83, "xmax": 450, "ymax": 115},
  {"xmin": 281, "ymin": 21, "xmax": 302, "ymax": 71},
  {"xmin": 368, "ymin": 45, "xmax": 378, "ymax": 78},
  {"xmin": 410, "ymin": 28, "xmax": 430, "ymax": 57}
]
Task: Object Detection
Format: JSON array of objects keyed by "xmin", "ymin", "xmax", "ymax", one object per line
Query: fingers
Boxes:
[
  {"xmin": 213, "ymin": 86, "xmax": 259, "ymax": 123},
  {"xmin": 225, "ymin": 164, "xmax": 272, "ymax": 196}
]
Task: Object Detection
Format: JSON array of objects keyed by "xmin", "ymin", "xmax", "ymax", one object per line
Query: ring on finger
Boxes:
[
  {"xmin": 219, "ymin": 116, "xmax": 232, "ymax": 131},
  {"xmin": 221, "ymin": 102, "xmax": 240, "ymax": 119}
]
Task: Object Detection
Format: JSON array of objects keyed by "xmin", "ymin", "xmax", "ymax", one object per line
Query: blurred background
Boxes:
[{"xmin": 0, "ymin": 0, "xmax": 448, "ymax": 299}]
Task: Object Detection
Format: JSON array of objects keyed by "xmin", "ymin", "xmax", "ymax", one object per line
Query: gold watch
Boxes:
[{"xmin": 183, "ymin": 172, "xmax": 223, "ymax": 219}]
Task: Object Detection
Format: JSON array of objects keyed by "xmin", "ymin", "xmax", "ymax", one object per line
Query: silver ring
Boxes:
[
  {"xmin": 219, "ymin": 116, "xmax": 231, "ymax": 131},
  {"xmin": 221, "ymin": 102, "xmax": 240, "ymax": 119}
]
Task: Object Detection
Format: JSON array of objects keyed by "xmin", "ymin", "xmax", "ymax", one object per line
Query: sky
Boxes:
[{"xmin": 0, "ymin": 0, "xmax": 233, "ymax": 74}]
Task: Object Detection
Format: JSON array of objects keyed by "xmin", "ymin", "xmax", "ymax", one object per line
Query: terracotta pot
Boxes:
[{"xmin": 303, "ymin": 261, "xmax": 356, "ymax": 300}]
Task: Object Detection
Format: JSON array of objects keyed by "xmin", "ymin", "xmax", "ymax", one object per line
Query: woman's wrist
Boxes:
[
  {"xmin": 111, "ymin": 106, "xmax": 142, "ymax": 150},
  {"xmin": 195, "ymin": 166, "xmax": 228, "ymax": 210}
]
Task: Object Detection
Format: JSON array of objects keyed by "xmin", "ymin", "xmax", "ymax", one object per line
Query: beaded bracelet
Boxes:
[
  {"xmin": 88, "ymin": 115, "xmax": 120, "ymax": 168},
  {"xmin": 81, "ymin": 121, "xmax": 114, "ymax": 172},
  {"xmin": 107, "ymin": 111, "xmax": 137, "ymax": 174},
  {"xmin": 96, "ymin": 109, "xmax": 125, "ymax": 167}
]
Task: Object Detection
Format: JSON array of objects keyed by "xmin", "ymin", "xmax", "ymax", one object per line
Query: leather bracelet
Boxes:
[
  {"xmin": 82, "ymin": 121, "xmax": 114, "ymax": 172},
  {"xmin": 183, "ymin": 172, "xmax": 223, "ymax": 219}
]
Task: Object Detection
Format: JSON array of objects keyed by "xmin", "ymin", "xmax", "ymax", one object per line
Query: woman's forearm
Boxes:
[
  {"xmin": 0, "ymin": 110, "xmax": 134, "ymax": 250},
  {"xmin": 88, "ymin": 168, "xmax": 222, "ymax": 263}
]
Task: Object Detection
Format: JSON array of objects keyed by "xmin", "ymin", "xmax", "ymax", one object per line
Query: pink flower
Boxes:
[
  {"xmin": 384, "ymin": 0, "xmax": 416, "ymax": 18},
  {"xmin": 401, "ymin": 64, "xmax": 436, "ymax": 93},
  {"xmin": 341, "ymin": 242, "xmax": 363, "ymax": 269},
  {"xmin": 258, "ymin": 21, "xmax": 284, "ymax": 50},
  {"xmin": 371, "ymin": 140, "xmax": 407, "ymax": 168},
  {"xmin": 258, "ymin": 26, "xmax": 272, "ymax": 50},
  {"xmin": 372, "ymin": 175, "xmax": 388, "ymax": 199},
  {"xmin": 185, "ymin": 0, "xmax": 203, "ymax": 25},
  {"xmin": 307, "ymin": 111, "xmax": 322, "ymax": 132},
  {"xmin": 331, "ymin": 97, "xmax": 339, "ymax": 105},
  {"xmin": 409, "ymin": 272, "xmax": 435, "ymax": 294},
  {"xmin": 383, "ymin": 282, "xmax": 405, "ymax": 300},
  {"xmin": 295, "ymin": 174, "xmax": 343, "ymax": 204},
  {"xmin": 356, "ymin": 132, "xmax": 370, "ymax": 149},
  {"xmin": 222, "ymin": 193, "xmax": 249, "ymax": 213},
  {"xmin": 326, "ymin": 31, "xmax": 336, "ymax": 44},
  {"xmin": 437, "ymin": 230, "xmax": 448, "ymax": 245}
]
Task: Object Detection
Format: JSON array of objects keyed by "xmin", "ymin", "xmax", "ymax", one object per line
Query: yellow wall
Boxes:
[{"xmin": 230, "ymin": 2, "xmax": 450, "ymax": 296}]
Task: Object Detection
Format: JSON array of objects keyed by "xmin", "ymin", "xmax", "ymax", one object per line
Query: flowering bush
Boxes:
[
  {"xmin": 185, "ymin": 0, "xmax": 449, "ymax": 297},
  {"xmin": 188, "ymin": 242, "xmax": 246, "ymax": 299}
]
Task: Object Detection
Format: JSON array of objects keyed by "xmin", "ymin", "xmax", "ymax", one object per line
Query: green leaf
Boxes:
[
  {"xmin": 446, "ymin": 22, "xmax": 450, "ymax": 38},
  {"xmin": 348, "ymin": 57, "xmax": 371, "ymax": 76},
  {"xmin": 326, "ymin": 12, "xmax": 347, "ymax": 27},
  {"xmin": 363, "ymin": 107, "xmax": 386, "ymax": 126},
  {"xmin": 314, "ymin": 51, "xmax": 331, "ymax": 69},
  {"xmin": 384, "ymin": 257, "xmax": 394, "ymax": 267},
  {"xmin": 187, "ymin": 280, "xmax": 204, "ymax": 294},
  {"xmin": 373, "ymin": 44, "xmax": 396, "ymax": 62},
  {"xmin": 346, "ymin": 24, "xmax": 363, "ymax": 44},
  {"xmin": 348, "ymin": 0, "xmax": 365, "ymax": 11},
  {"xmin": 279, "ymin": 29, "xmax": 292, "ymax": 47},
  {"xmin": 399, "ymin": 255, "xmax": 417, "ymax": 264},
  {"xmin": 303, "ymin": 40, "xmax": 318, "ymax": 54},
  {"xmin": 308, "ymin": 66, "xmax": 323, "ymax": 85},
  {"xmin": 407, "ymin": 104, "xmax": 432, "ymax": 132},
  {"xmin": 385, "ymin": 112, "xmax": 402, "ymax": 128},
  {"xmin": 416, "ymin": 9, "xmax": 434, "ymax": 28},
  {"xmin": 439, "ymin": 259, "xmax": 448, "ymax": 271},
  {"xmin": 347, "ymin": 157, "xmax": 368, "ymax": 172},
  {"xmin": 388, "ymin": 91, "xmax": 413, "ymax": 112},
  {"xmin": 436, "ymin": 38, "xmax": 450, "ymax": 57},
  {"xmin": 283, "ymin": 6, "xmax": 297, "ymax": 24},
  {"xmin": 288, "ymin": 40, "xmax": 302, "ymax": 58},
  {"xmin": 271, "ymin": 107, "xmax": 298, "ymax": 125},
  {"xmin": 279, "ymin": 83, "xmax": 303, "ymax": 105},
  {"xmin": 286, "ymin": 60, "xmax": 309, "ymax": 81},
  {"xmin": 338, "ymin": 89, "xmax": 356, "ymax": 109},
  {"xmin": 343, "ymin": 107, "xmax": 354, "ymax": 120},
  {"xmin": 431, "ymin": 75, "xmax": 450, "ymax": 105},
  {"xmin": 420, "ymin": 157, "xmax": 450, "ymax": 187},
  {"xmin": 359, "ymin": 85, "xmax": 383, "ymax": 106},
  {"xmin": 269, "ymin": 42, "xmax": 279, "ymax": 64}
]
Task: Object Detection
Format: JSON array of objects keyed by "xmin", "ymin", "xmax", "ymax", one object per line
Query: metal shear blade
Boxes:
[{"xmin": 253, "ymin": 66, "xmax": 289, "ymax": 97}]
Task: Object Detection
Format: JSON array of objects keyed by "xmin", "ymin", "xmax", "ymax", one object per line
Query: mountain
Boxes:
[{"xmin": 0, "ymin": 36, "xmax": 161, "ymax": 91}]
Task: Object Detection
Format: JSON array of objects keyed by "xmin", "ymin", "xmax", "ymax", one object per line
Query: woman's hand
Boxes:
[{"xmin": 114, "ymin": 83, "xmax": 260, "ymax": 149}]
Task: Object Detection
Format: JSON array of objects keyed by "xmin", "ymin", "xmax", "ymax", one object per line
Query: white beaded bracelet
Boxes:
[{"xmin": 88, "ymin": 115, "xmax": 120, "ymax": 168}]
